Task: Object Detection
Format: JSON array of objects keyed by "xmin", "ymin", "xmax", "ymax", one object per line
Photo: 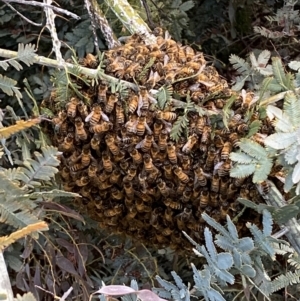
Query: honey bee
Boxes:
[
  {"xmin": 211, "ymin": 174, "xmax": 220, "ymax": 193},
  {"xmin": 52, "ymin": 110, "xmax": 68, "ymax": 132},
  {"xmin": 165, "ymin": 71, "xmax": 176, "ymax": 85},
  {"xmin": 199, "ymin": 189, "xmax": 210, "ymax": 208},
  {"xmin": 145, "ymin": 70, "xmax": 161, "ymax": 90},
  {"xmin": 66, "ymin": 97, "xmax": 79, "ymax": 118},
  {"xmin": 163, "ymin": 161, "xmax": 173, "ymax": 180},
  {"xmin": 182, "ymin": 134, "xmax": 198, "ymax": 154},
  {"xmin": 97, "ymin": 82, "xmax": 108, "ymax": 103},
  {"xmin": 89, "ymin": 121, "xmax": 112, "ymax": 134},
  {"xmin": 221, "ymin": 142, "xmax": 232, "ymax": 160},
  {"xmin": 105, "ymin": 134, "xmax": 120, "ymax": 155},
  {"xmin": 228, "ymin": 114, "xmax": 242, "ymax": 128},
  {"xmin": 157, "ymin": 178, "xmax": 170, "ymax": 197},
  {"xmin": 136, "ymin": 116, "xmax": 152, "ymax": 136},
  {"xmin": 194, "ymin": 166, "xmax": 208, "ymax": 186},
  {"xmin": 125, "ymin": 205, "xmax": 137, "ymax": 219},
  {"xmin": 81, "ymin": 145, "xmax": 92, "ymax": 167},
  {"xmin": 120, "ymin": 160, "xmax": 129, "ymax": 172},
  {"xmin": 138, "ymin": 87, "xmax": 157, "ymax": 115},
  {"xmin": 63, "ymin": 182, "xmax": 76, "ymax": 192},
  {"xmin": 176, "ymin": 206, "xmax": 192, "ymax": 230},
  {"xmin": 60, "ymin": 166, "xmax": 71, "ymax": 181},
  {"xmin": 166, "ymin": 142, "xmax": 177, "ymax": 164},
  {"xmin": 125, "ymin": 165, "xmax": 137, "ymax": 181},
  {"xmin": 111, "ymin": 187, "xmax": 124, "ymax": 201},
  {"xmin": 102, "ymin": 152, "xmax": 113, "ymax": 172},
  {"xmin": 143, "ymin": 154, "xmax": 157, "ymax": 173},
  {"xmin": 176, "ymin": 181, "xmax": 186, "ymax": 196},
  {"xmin": 153, "ymin": 119, "xmax": 164, "ymax": 141},
  {"xmin": 77, "ymin": 101, "xmax": 89, "ymax": 120},
  {"xmin": 88, "ymin": 160, "xmax": 98, "ymax": 177},
  {"xmin": 219, "ymin": 176, "xmax": 230, "ymax": 195},
  {"xmin": 217, "ymin": 160, "xmax": 231, "ymax": 177},
  {"xmin": 237, "ymin": 123, "xmax": 249, "ymax": 134},
  {"xmin": 85, "ymin": 53, "xmax": 98, "ymax": 68},
  {"xmin": 158, "ymin": 129, "xmax": 168, "ymax": 151},
  {"xmin": 258, "ymin": 180, "xmax": 270, "ymax": 194},
  {"xmin": 106, "ymin": 57, "xmax": 125, "ymax": 73},
  {"xmin": 109, "ymin": 168, "xmax": 122, "ymax": 184},
  {"xmin": 178, "ymin": 47, "xmax": 186, "ymax": 64},
  {"xmin": 201, "ymin": 125, "xmax": 211, "ymax": 144},
  {"xmin": 86, "ymin": 104, "xmax": 108, "ymax": 125},
  {"xmin": 173, "ymin": 166, "xmax": 189, "ymax": 183},
  {"xmin": 124, "ymin": 180, "xmax": 134, "ymax": 198},
  {"xmin": 114, "ymin": 101, "xmax": 125, "ymax": 125},
  {"xmin": 59, "ymin": 133, "xmax": 74, "ymax": 152},
  {"xmin": 209, "ymin": 192, "xmax": 218, "ymax": 208},
  {"xmin": 127, "ymin": 148, "xmax": 142, "ymax": 165},
  {"xmin": 76, "ymin": 176, "xmax": 90, "ymax": 187},
  {"xmin": 74, "ymin": 117, "xmax": 88, "ymax": 141},
  {"xmin": 229, "ymin": 132, "xmax": 240, "ymax": 147},
  {"xmin": 181, "ymin": 188, "xmax": 192, "ymax": 203},
  {"xmin": 136, "ymin": 134, "xmax": 153, "ymax": 152},
  {"xmin": 127, "ymin": 93, "xmax": 139, "ymax": 114},
  {"xmin": 161, "ymin": 226, "xmax": 174, "ymax": 236},
  {"xmin": 105, "ymin": 93, "xmax": 119, "ymax": 113},
  {"xmin": 181, "ymin": 155, "xmax": 191, "ymax": 171},
  {"xmin": 90, "ymin": 135, "xmax": 100, "ymax": 150},
  {"xmin": 156, "ymin": 110, "xmax": 177, "ymax": 121},
  {"xmin": 164, "ymin": 198, "xmax": 182, "ymax": 210},
  {"xmin": 164, "ymin": 207, "xmax": 174, "ymax": 225},
  {"xmin": 104, "ymin": 204, "xmax": 123, "ymax": 217},
  {"xmin": 123, "ymin": 63, "xmax": 141, "ymax": 80},
  {"xmin": 98, "ymin": 170, "xmax": 112, "ymax": 182}
]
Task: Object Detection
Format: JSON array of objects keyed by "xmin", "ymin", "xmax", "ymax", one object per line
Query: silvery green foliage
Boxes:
[
  {"xmin": 229, "ymin": 138, "xmax": 273, "ymax": 183},
  {"xmin": 154, "ymin": 210, "xmax": 300, "ymax": 301},
  {"xmin": 229, "ymin": 50, "xmax": 272, "ymax": 91},
  {"xmin": 264, "ymin": 91, "xmax": 300, "ymax": 194}
]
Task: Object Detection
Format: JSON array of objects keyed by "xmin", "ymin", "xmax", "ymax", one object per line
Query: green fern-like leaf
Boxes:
[
  {"xmin": 0, "ymin": 74, "xmax": 22, "ymax": 99},
  {"xmin": 157, "ymin": 85, "xmax": 173, "ymax": 109},
  {"xmin": 229, "ymin": 152, "xmax": 254, "ymax": 164},
  {"xmin": 15, "ymin": 146, "xmax": 61, "ymax": 187},
  {"xmin": 272, "ymin": 57, "xmax": 294, "ymax": 91},
  {"xmin": 283, "ymin": 91, "xmax": 300, "ymax": 128},
  {"xmin": 247, "ymin": 120, "xmax": 262, "ymax": 138},
  {"xmin": 17, "ymin": 44, "xmax": 37, "ymax": 67},
  {"xmin": 229, "ymin": 54, "xmax": 251, "ymax": 76},
  {"xmin": 239, "ymin": 138, "xmax": 268, "ymax": 160},
  {"xmin": 264, "ymin": 132, "xmax": 297, "ymax": 150},
  {"xmin": 170, "ymin": 115, "xmax": 189, "ymax": 142},
  {"xmin": 230, "ymin": 164, "xmax": 256, "ymax": 178}
]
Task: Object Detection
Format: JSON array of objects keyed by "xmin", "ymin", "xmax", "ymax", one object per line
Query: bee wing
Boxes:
[
  {"xmin": 164, "ymin": 54, "xmax": 169, "ymax": 66},
  {"xmin": 137, "ymin": 94, "xmax": 144, "ymax": 116},
  {"xmin": 85, "ymin": 111, "xmax": 94, "ymax": 122},
  {"xmin": 161, "ymin": 120, "xmax": 172, "ymax": 133},
  {"xmin": 101, "ymin": 112, "xmax": 110, "ymax": 122},
  {"xmin": 148, "ymin": 94, "xmax": 157, "ymax": 104},
  {"xmin": 135, "ymin": 139, "xmax": 144, "ymax": 149},
  {"xmin": 213, "ymin": 161, "xmax": 224, "ymax": 175},
  {"xmin": 145, "ymin": 122, "xmax": 153, "ymax": 134},
  {"xmin": 182, "ymin": 141, "xmax": 190, "ymax": 153}
]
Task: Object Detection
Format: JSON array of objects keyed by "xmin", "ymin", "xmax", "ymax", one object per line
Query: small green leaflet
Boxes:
[{"xmin": 246, "ymin": 120, "xmax": 262, "ymax": 138}]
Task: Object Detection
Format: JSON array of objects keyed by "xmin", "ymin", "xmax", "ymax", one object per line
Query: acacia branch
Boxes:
[
  {"xmin": 0, "ymin": 48, "xmax": 138, "ymax": 91},
  {"xmin": 1, "ymin": 0, "xmax": 80, "ymax": 20}
]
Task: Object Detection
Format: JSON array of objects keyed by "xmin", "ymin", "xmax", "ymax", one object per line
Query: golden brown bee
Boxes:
[
  {"xmin": 221, "ymin": 142, "xmax": 232, "ymax": 160},
  {"xmin": 106, "ymin": 57, "xmax": 125, "ymax": 73},
  {"xmin": 105, "ymin": 93, "xmax": 119, "ymax": 113},
  {"xmin": 156, "ymin": 110, "xmax": 177, "ymax": 121},
  {"xmin": 124, "ymin": 63, "xmax": 141, "ymax": 80},
  {"xmin": 97, "ymin": 82, "xmax": 108, "ymax": 103},
  {"xmin": 115, "ymin": 101, "xmax": 125, "ymax": 124},
  {"xmin": 123, "ymin": 180, "xmax": 134, "ymax": 198},
  {"xmin": 63, "ymin": 182, "xmax": 76, "ymax": 192},
  {"xmin": 136, "ymin": 134, "xmax": 153, "ymax": 152},
  {"xmin": 60, "ymin": 166, "xmax": 71, "ymax": 181},
  {"xmin": 178, "ymin": 47, "xmax": 186, "ymax": 63},
  {"xmin": 173, "ymin": 166, "xmax": 189, "ymax": 183},
  {"xmin": 74, "ymin": 117, "xmax": 88, "ymax": 141},
  {"xmin": 229, "ymin": 132, "xmax": 240, "ymax": 148},
  {"xmin": 90, "ymin": 134, "xmax": 100, "ymax": 150},
  {"xmin": 184, "ymin": 45, "xmax": 195, "ymax": 61},
  {"xmin": 163, "ymin": 161, "xmax": 173, "ymax": 180},
  {"xmin": 178, "ymin": 66, "xmax": 195, "ymax": 77},
  {"xmin": 98, "ymin": 170, "xmax": 111, "ymax": 183},
  {"xmin": 204, "ymin": 146, "xmax": 216, "ymax": 170},
  {"xmin": 76, "ymin": 175, "xmax": 90, "ymax": 187},
  {"xmin": 199, "ymin": 189, "xmax": 210, "ymax": 209},
  {"xmin": 233, "ymin": 177, "xmax": 246, "ymax": 188},
  {"xmin": 201, "ymin": 125, "xmax": 211, "ymax": 144},
  {"xmin": 102, "ymin": 152, "xmax": 113, "ymax": 172},
  {"xmin": 158, "ymin": 129, "xmax": 168, "ymax": 151},
  {"xmin": 237, "ymin": 123, "xmax": 249, "ymax": 134},
  {"xmin": 165, "ymin": 71, "xmax": 176, "ymax": 85},
  {"xmin": 217, "ymin": 160, "xmax": 231, "ymax": 177},
  {"xmin": 182, "ymin": 134, "xmax": 198, "ymax": 153},
  {"xmin": 59, "ymin": 133, "xmax": 74, "ymax": 152},
  {"xmin": 86, "ymin": 104, "xmax": 109, "ymax": 125},
  {"xmin": 104, "ymin": 204, "xmax": 123, "ymax": 217},
  {"xmin": 181, "ymin": 155, "xmax": 191, "ymax": 171},
  {"xmin": 176, "ymin": 181, "xmax": 186, "ymax": 196},
  {"xmin": 128, "ymin": 93, "xmax": 139, "ymax": 114},
  {"xmin": 153, "ymin": 119, "xmax": 164, "ymax": 141},
  {"xmin": 143, "ymin": 153, "xmax": 156, "ymax": 173},
  {"xmin": 157, "ymin": 178, "xmax": 170, "ymax": 197},
  {"xmin": 88, "ymin": 160, "xmax": 98, "ymax": 178},
  {"xmin": 66, "ymin": 97, "xmax": 79, "ymax": 118},
  {"xmin": 136, "ymin": 116, "xmax": 150, "ymax": 136},
  {"xmin": 176, "ymin": 206, "xmax": 192, "ymax": 230},
  {"xmin": 77, "ymin": 101, "xmax": 89, "ymax": 120},
  {"xmin": 181, "ymin": 188, "xmax": 192, "ymax": 203},
  {"xmin": 105, "ymin": 134, "xmax": 120, "ymax": 155},
  {"xmin": 89, "ymin": 121, "xmax": 112, "ymax": 134},
  {"xmin": 111, "ymin": 187, "xmax": 124, "ymax": 201},
  {"xmin": 125, "ymin": 165, "xmax": 137, "ymax": 181},
  {"xmin": 195, "ymin": 116, "xmax": 207, "ymax": 134},
  {"xmin": 129, "ymin": 148, "xmax": 143, "ymax": 165},
  {"xmin": 52, "ymin": 110, "xmax": 68, "ymax": 132},
  {"xmin": 145, "ymin": 70, "xmax": 161, "ymax": 90},
  {"xmin": 81, "ymin": 145, "xmax": 92, "ymax": 167},
  {"xmin": 209, "ymin": 192, "xmax": 218, "ymax": 207},
  {"xmin": 211, "ymin": 174, "xmax": 220, "ymax": 193},
  {"xmin": 166, "ymin": 142, "xmax": 177, "ymax": 164},
  {"xmin": 164, "ymin": 198, "xmax": 182, "ymax": 210},
  {"xmin": 85, "ymin": 53, "xmax": 98, "ymax": 68},
  {"xmin": 136, "ymin": 45, "xmax": 149, "ymax": 56},
  {"xmin": 258, "ymin": 180, "xmax": 270, "ymax": 194},
  {"xmin": 138, "ymin": 87, "xmax": 157, "ymax": 115},
  {"xmin": 229, "ymin": 114, "xmax": 242, "ymax": 128},
  {"xmin": 194, "ymin": 166, "xmax": 208, "ymax": 186},
  {"xmin": 109, "ymin": 168, "xmax": 121, "ymax": 185}
]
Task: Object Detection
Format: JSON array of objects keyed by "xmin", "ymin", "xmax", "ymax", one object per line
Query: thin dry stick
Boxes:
[
  {"xmin": 2, "ymin": 0, "xmax": 42, "ymax": 26},
  {"xmin": 84, "ymin": 0, "xmax": 100, "ymax": 52},
  {"xmin": 90, "ymin": 0, "xmax": 120, "ymax": 49},
  {"xmin": 2, "ymin": 0, "xmax": 80, "ymax": 20},
  {"xmin": 44, "ymin": 0, "xmax": 63, "ymax": 63}
]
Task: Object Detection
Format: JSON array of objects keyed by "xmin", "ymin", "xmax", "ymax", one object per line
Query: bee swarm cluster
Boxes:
[{"xmin": 48, "ymin": 28, "xmax": 274, "ymax": 250}]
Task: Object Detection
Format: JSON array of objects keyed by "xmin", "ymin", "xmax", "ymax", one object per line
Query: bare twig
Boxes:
[
  {"xmin": 84, "ymin": 0, "xmax": 99, "ymax": 52},
  {"xmin": 1, "ymin": 0, "xmax": 80, "ymax": 20},
  {"xmin": 44, "ymin": 0, "xmax": 63, "ymax": 63},
  {"xmin": 90, "ymin": 0, "xmax": 120, "ymax": 49},
  {"xmin": 2, "ymin": 0, "xmax": 42, "ymax": 26}
]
